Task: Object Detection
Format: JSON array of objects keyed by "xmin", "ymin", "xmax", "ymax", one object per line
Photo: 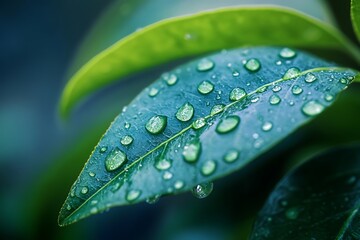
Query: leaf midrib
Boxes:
[
  {"xmin": 60, "ymin": 66, "xmax": 352, "ymax": 226},
  {"xmin": 336, "ymin": 204, "xmax": 360, "ymax": 239}
]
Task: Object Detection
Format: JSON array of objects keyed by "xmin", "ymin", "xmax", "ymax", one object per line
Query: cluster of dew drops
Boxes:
[{"xmin": 72, "ymin": 48, "xmax": 356, "ymax": 214}]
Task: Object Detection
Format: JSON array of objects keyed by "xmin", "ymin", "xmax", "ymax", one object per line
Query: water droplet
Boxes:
[
  {"xmin": 81, "ymin": 186, "xmax": 88, "ymax": 194},
  {"xmin": 89, "ymin": 172, "xmax": 96, "ymax": 177},
  {"xmin": 197, "ymin": 59, "xmax": 215, "ymax": 72},
  {"xmin": 244, "ymin": 58, "xmax": 261, "ymax": 72},
  {"xmin": 163, "ymin": 171, "xmax": 173, "ymax": 180},
  {"xmin": 291, "ymin": 85, "xmax": 303, "ymax": 95},
  {"xmin": 285, "ymin": 207, "xmax": 300, "ymax": 220},
  {"xmin": 210, "ymin": 104, "xmax": 225, "ymax": 115},
  {"xmin": 192, "ymin": 118, "xmax": 206, "ymax": 129},
  {"xmin": 262, "ymin": 121, "xmax": 273, "ymax": 131},
  {"xmin": 197, "ymin": 81, "xmax": 214, "ymax": 95},
  {"xmin": 280, "ymin": 200, "xmax": 288, "ymax": 207},
  {"xmin": 146, "ymin": 195, "xmax": 160, "ymax": 204},
  {"xmin": 183, "ymin": 142, "xmax": 201, "ymax": 163},
  {"xmin": 174, "ymin": 180, "xmax": 185, "ymax": 190},
  {"xmin": 301, "ymin": 100, "xmax": 325, "ymax": 116},
  {"xmin": 224, "ymin": 149, "xmax": 239, "ymax": 163},
  {"xmin": 192, "ymin": 182, "xmax": 214, "ymax": 199},
  {"xmin": 279, "ymin": 48, "xmax": 297, "ymax": 59},
  {"xmin": 91, "ymin": 200, "xmax": 98, "ymax": 205},
  {"xmin": 90, "ymin": 207, "xmax": 98, "ymax": 214},
  {"xmin": 201, "ymin": 160, "xmax": 217, "ymax": 176},
  {"xmin": 232, "ymin": 70, "xmax": 240, "ymax": 77},
  {"xmin": 105, "ymin": 147, "xmax": 127, "ymax": 172},
  {"xmin": 216, "ymin": 116, "xmax": 240, "ymax": 134},
  {"xmin": 305, "ymin": 73, "xmax": 317, "ymax": 83},
  {"xmin": 66, "ymin": 204, "xmax": 71, "ymax": 211},
  {"xmin": 283, "ymin": 67, "xmax": 300, "ymax": 80},
  {"xmin": 163, "ymin": 73, "xmax": 178, "ymax": 86},
  {"xmin": 126, "ymin": 189, "xmax": 141, "ymax": 202},
  {"xmin": 148, "ymin": 87, "xmax": 159, "ymax": 97},
  {"xmin": 340, "ymin": 78, "xmax": 348, "ymax": 84},
  {"xmin": 269, "ymin": 94, "xmax": 281, "ymax": 105},
  {"xmin": 155, "ymin": 158, "xmax": 172, "ymax": 170},
  {"xmin": 146, "ymin": 115, "xmax": 167, "ymax": 134},
  {"xmin": 324, "ymin": 93, "xmax": 334, "ymax": 102},
  {"xmin": 276, "ymin": 60, "xmax": 282, "ymax": 65},
  {"xmin": 176, "ymin": 102, "xmax": 194, "ymax": 122},
  {"xmin": 100, "ymin": 146, "xmax": 107, "ymax": 153},
  {"xmin": 120, "ymin": 135, "xmax": 133, "ymax": 146},
  {"xmin": 124, "ymin": 122, "xmax": 131, "ymax": 129},
  {"xmin": 272, "ymin": 85, "xmax": 282, "ymax": 92},
  {"xmin": 229, "ymin": 88, "xmax": 246, "ymax": 101},
  {"xmin": 250, "ymin": 95, "xmax": 260, "ymax": 103}
]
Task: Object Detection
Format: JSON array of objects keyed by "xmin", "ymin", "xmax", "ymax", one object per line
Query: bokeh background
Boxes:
[{"xmin": 0, "ymin": 0, "xmax": 358, "ymax": 239}]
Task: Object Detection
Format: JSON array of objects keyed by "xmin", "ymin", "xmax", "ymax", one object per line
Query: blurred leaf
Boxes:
[
  {"xmin": 58, "ymin": 47, "xmax": 358, "ymax": 226},
  {"xmin": 250, "ymin": 144, "xmax": 360, "ymax": 240},
  {"xmin": 60, "ymin": 6, "xmax": 360, "ymax": 117},
  {"xmin": 352, "ymin": 0, "xmax": 360, "ymax": 43},
  {"xmin": 70, "ymin": 0, "xmax": 335, "ymax": 76}
]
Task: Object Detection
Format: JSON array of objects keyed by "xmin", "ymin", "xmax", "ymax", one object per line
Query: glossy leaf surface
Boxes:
[
  {"xmin": 60, "ymin": 7, "xmax": 360, "ymax": 116},
  {"xmin": 58, "ymin": 47, "xmax": 358, "ymax": 226},
  {"xmin": 251, "ymin": 145, "xmax": 360, "ymax": 239}
]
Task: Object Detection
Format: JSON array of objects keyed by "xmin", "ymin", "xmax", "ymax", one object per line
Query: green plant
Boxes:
[{"xmin": 58, "ymin": 1, "xmax": 360, "ymax": 238}]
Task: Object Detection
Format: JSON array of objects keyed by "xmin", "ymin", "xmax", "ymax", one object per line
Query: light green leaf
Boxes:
[
  {"xmin": 352, "ymin": 0, "xmax": 360, "ymax": 43},
  {"xmin": 58, "ymin": 47, "xmax": 358, "ymax": 226},
  {"xmin": 60, "ymin": 6, "xmax": 360, "ymax": 117},
  {"xmin": 250, "ymin": 144, "xmax": 360, "ymax": 240}
]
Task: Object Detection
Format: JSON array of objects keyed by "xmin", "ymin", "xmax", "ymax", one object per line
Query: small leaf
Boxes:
[
  {"xmin": 250, "ymin": 144, "xmax": 360, "ymax": 240},
  {"xmin": 352, "ymin": 0, "xmax": 360, "ymax": 43},
  {"xmin": 58, "ymin": 47, "xmax": 358, "ymax": 226},
  {"xmin": 59, "ymin": 6, "xmax": 360, "ymax": 117}
]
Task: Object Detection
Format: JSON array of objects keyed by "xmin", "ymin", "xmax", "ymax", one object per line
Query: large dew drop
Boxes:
[
  {"xmin": 197, "ymin": 81, "xmax": 214, "ymax": 95},
  {"xmin": 155, "ymin": 158, "xmax": 172, "ymax": 170},
  {"xmin": 301, "ymin": 100, "xmax": 325, "ymax": 116},
  {"xmin": 120, "ymin": 135, "xmax": 133, "ymax": 146},
  {"xmin": 105, "ymin": 147, "xmax": 127, "ymax": 172},
  {"xmin": 210, "ymin": 104, "xmax": 225, "ymax": 115},
  {"xmin": 244, "ymin": 58, "xmax": 261, "ymax": 72},
  {"xmin": 192, "ymin": 118, "xmax": 206, "ymax": 130},
  {"xmin": 201, "ymin": 160, "xmax": 217, "ymax": 176},
  {"xmin": 146, "ymin": 115, "xmax": 167, "ymax": 134},
  {"xmin": 176, "ymin": 102, "xmax": 194, "ymax": 122},
  {"xmin": 192, "ymin": 182, "xmax": 214, "ymax": 199},
  {"xmin": 182, "ymin": 142, "xmax": 201, "ymax": 163},
  {"xmin": 148, "ymin": 87, "xmax": 159, "ymax": 97},
  {"xmin": 223, "ymin": 149, "xmax": 239, "ymax": 163},
  {"xmin": 81, "ymin": 186, "xmax": 88, "ymax": 195},
  {"xmin": 197, "ymin": 58, "xmax": 215, "ymax": 72},
  {"xmin": 279, "ymin": 48, "xmax": 297, "ymax": 59},
  {"xmin": 291, "ymin": 85, "xmax": 303, "ymax": 95},
  {"xmin": 163, "ymin": 73, "xmax": 178, "ymax": 86},
  {"xmin": 216, "ymin": 116, "xmax": 240, "ymax": 134},
  {"xmin": 283, "ymin": 67, "xmax": 300, "ymax": 80},
  {"xmin": 269, "ymin": 94, "xmax": 281, "ymax": 105},
  {"xmin": 305, "ymin": 73, "xmax": 317, "ymax": 83},
  {"xmin": 126, "ymin": 189, "xmax": 141, "ymax": 202},
  {"xmin": 262, "ymin": 122, "xmax": 273, "ymax": 132},
  {"xmin": 229, "ymin": 88, "xmax": 246, "ymax": 101}
]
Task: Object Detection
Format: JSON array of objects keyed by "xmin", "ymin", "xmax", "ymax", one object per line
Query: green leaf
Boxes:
[
  {"xmin": 58, "ymin": 47, "xmax": 358, "ymax": 226},
  {"xmin": 250, "ymin": 144, "xmax": 360, "ymax": 239},
  {"xmin": 59, "ymin": 6, "xmax": 360, "ymax": 117},
  {"xmin": 352, "ymin": 0, "xmax": 360, "ymax": 43}
]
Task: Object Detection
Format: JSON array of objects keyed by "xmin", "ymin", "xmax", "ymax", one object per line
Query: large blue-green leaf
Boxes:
[
  {"xmin": 250, "ymin": 144, "xmax": 360, "ymax": 239},
  {"xmin": 58, "ymin": 47, "xmax": 358, "ymax": 226},
  {"xmin": 60, "ymin": 6, "xmax": 360, "ymax": 117}
]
